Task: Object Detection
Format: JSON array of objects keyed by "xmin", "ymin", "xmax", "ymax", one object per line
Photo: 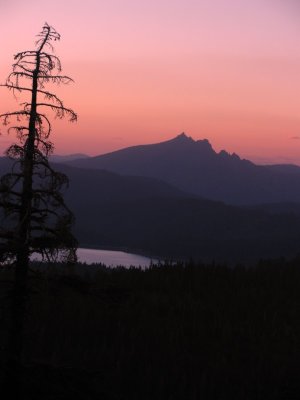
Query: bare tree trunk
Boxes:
[
  {"xmin": 4, "ymin": 249, "xmax": 29, "ymax": 399},
  {"xmin": 4, "ymin": 60, "xmax": 39, "ymax": 400}
]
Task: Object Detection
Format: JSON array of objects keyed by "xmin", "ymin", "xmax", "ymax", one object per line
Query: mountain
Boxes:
[
  {"xmin": 1, "ymin": 157, "xmax": 300, "ymax": 263},
  {"xmin": 67, "ymin": 133, "xmax": 300, "ymax": 205}
]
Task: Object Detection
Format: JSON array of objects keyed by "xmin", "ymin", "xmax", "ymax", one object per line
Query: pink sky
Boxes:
[{"xmin": 1, "ymin": 0, "xmax": 300, "ymax": 164}]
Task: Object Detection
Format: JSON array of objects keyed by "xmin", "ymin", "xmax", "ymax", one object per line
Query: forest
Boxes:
[{"xmin": 0, "ymin": 258, "xmax": 299, "ymax": 399}]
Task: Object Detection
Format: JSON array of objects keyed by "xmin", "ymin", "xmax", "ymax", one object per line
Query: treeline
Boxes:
[{"xmin": 1, "ymin": 258, "xmax": 300, "ymax": 399}]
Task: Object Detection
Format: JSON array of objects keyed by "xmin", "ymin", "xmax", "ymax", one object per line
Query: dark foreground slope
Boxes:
[
  {"xmin": 1, "ymin": 260, "xmax": 299, "ymax": 399},
  {"xmin": 67, "ymin": 133, "xmax": 300, "ymax": 205}
]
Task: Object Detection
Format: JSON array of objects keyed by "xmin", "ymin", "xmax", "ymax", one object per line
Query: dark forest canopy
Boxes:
[{"xmin": 1, "ymin": 258, "xmax": 300, "ymax": 399}]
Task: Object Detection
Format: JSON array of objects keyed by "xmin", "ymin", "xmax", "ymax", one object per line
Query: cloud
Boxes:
[{"xmin": 290, "ymin": 136, "xmax": 300, "ymax": 140}]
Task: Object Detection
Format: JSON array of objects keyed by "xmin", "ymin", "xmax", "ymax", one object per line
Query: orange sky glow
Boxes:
[{"xmin": 1, "ymin": 0, "xmax": 300, "ymax": 164}]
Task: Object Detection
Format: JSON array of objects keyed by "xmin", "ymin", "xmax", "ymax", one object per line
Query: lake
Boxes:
[{"xmin": 77, "ymin": 248, "xmax": 156, "ymax": 268}]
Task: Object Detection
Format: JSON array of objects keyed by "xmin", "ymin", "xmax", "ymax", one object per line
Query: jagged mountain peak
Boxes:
[
  {"xmin": 218, "ymin": 149, "xmax": 240, "ymax": 160},
  {"xmin": 164, "ymin": 132, "xmax": 195, "ymax": 146},
  {"xmin": 166, "ymin": 133, "xmax": 214, "ymax": 154},
  {"xmin": 172, "ymin": 132, "xmax": 211, "ymax": 146},
  {"xmin": 174, "ymin": 132, "xmax": 194, "ymax": 141}
]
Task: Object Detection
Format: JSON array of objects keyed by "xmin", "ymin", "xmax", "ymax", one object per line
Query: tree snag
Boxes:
[{"xmin": 0, "ymin": 23, "xmax": 78, "ymax": 397}]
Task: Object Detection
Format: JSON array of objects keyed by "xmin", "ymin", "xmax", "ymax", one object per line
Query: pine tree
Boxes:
[{"xmin": 0, "ymin": 23, "xmax": 78, "ymax": 396}]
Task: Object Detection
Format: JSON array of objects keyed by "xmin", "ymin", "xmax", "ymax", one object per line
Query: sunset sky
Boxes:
[{"xmin": 1, "ymin": 0, "xmax": 300, "ymax": 164}]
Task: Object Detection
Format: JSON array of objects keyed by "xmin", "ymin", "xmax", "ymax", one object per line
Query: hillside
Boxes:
[
  {"xmin": 0, "ymin": 157, "xmax": 185, "ymax": 202},
  {"xmin": 53, "ymin": 163, "xmax": 300, "ymax": 263},
  {"xmin": 2, "ymin": 157, "xmax": 300, "ymax": 263},
  {"xmin": 67, "ymin": 196, "xmax": 300, "ymax": 263}
]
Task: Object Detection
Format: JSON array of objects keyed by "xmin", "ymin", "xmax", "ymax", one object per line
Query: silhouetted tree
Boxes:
[{"xmin": 0, "ymin": 23, "xmax": 77, "ymax": 396}]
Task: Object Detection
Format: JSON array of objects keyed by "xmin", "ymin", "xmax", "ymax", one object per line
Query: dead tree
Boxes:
[{"xmin": 0, "ymin": 23, "xmax": 77, "ymax": 396}]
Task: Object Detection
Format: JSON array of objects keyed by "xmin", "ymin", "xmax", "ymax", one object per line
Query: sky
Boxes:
[{"xmin": 1, "ymin": 0, "xmax": 300, "ymax": 164}]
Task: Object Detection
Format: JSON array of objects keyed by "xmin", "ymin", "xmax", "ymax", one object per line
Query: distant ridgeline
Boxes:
[
  {"xmin": 66, "ymin": 133, "xmax": 300, "ymax": 205},
  {"xmin": 1, "ymin": 133, "xmax": 300, "ymax": 264}
]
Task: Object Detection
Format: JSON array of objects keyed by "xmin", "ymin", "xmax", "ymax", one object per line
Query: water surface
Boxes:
[{"xmin": 77, "ymin": 248, "xmax": 155, "ymax": 268}]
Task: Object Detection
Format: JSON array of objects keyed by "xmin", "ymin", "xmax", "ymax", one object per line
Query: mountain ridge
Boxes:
[
  {"xmin": 66, "ymin": 133, "xmax": 300, "ymax": 205},
  {"xmin": 49, "ymin": 153, "xmax": 90, "ymax": 163}
]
